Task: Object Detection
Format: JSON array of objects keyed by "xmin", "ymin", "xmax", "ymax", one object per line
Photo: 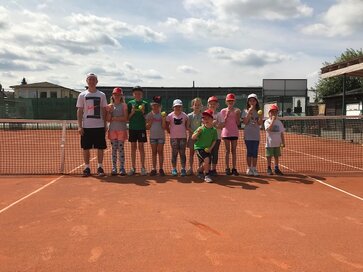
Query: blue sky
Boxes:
[{"xmin": 0, "ymin": 0, "xmax": 362, "ymax": 90}]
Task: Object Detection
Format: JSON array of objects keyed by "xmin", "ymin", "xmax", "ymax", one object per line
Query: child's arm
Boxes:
[
  {"xmin": 265, "ymin": 117, "xmax": 276, "ymax": 131},
  {"xmin": 145, "ymin": 114, "xmax": 152, "ymax": 130},
  {"xmin": 208, "ymin": 140, "xmax": 217, "ymax": 153},
  {"xmin": 192, "ymin": 126, "xmax": 203, "ymax": 140},
  {"xmin": 281, "ymin": 132, "xmax": 285, "ymax": 146},
  {"xmin": 128, "ymin": 104, "xmax": 136, "ymax": 120},
  {"xmin": 161, "ymin": 114, "xmax": 167, "ymax": 129},
  {"xmin": 257, "ymin": 113, "xmax": 264, "ymax": 126},
  {"xmin": 243, "ymin": 106, "xmax": 253, "ymax": 125}
]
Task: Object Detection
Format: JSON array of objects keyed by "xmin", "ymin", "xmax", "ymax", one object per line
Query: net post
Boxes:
[{"xmin": 60, "ymin": 121, "xmax": 67, "ymax": 174}]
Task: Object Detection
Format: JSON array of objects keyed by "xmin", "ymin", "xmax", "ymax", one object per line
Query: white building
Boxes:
[{"xmin": 10, "ymin": 82, "xmax": 80, "ymax": 99}]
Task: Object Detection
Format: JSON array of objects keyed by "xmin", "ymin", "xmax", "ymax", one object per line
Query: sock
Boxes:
[
  {"xmin": 98, "ymin": 163, "xmax": 103, "ymax": 168},
  {"xmin": 85, "ymin": 164, "xmax": 90, "ymax": 169}
]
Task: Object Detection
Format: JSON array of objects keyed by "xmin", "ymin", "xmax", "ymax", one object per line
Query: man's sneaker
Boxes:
[
  {"xmin": 159, "ymin": 169, "xmax": 165, "ymax": 176},
  {"xmin": 267, "ymin": 168, "xmax": 273, "ymax": 175},
  {"xmin": 225, "ymin": 168, "xmax": 232, "ymax": 175},
  {"xmin": 97, "ymin": 167, "xmax": 105, "ymax": 177},
  {"xmin": 186, "ymin": 168, "xmax": 193, "ymax": 176},
  {"xmin": 246, "ymin": 168, "xmax": 254, "ymax": 176},
  {"xmin": 204, "ymin": 175, "xmax": 213, "ymax": 183},
  {"xmin": 140, "ymin": 168, "xmax": 147, "ymax": 176},
  {"xmin": 253, "ymin": 169, "xmax": 259, "ymax": 177},
  {"xmin": 171, "ymin": 169, "xmax": 178, "ymax": 176},
  {"xmin": 82, "ymin": 167, "xmax": 91, "ymax": 177},
  {"xmin": 128, "ymin": 168, "xmax": 136, "ymax": 176},
  {"xmin": 275, "ymin": 168, "xmax": 284, "ymax": 175},
  {"xmin": 111, "ymin": 168, "xmax": 118, "ymax": 176},
  {"xmin": 150, "ymin": 169, "xmax": 157, "ymax": 176},
  {"xmin": 180, "ymin": 168, "xmax": 187, "ymax": 177},
  {"xmin": 197, "ymin": 172, "xmax": 205, "ymax": 180},
  {"xmin": 120, "ymin": 168, "xmax": 126, "ymax": 176},
  {"xmin": 232, "ymin": 168, "xmax": 239, "ymax": 176}
]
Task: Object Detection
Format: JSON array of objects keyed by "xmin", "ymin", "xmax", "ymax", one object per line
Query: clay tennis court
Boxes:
[{"xmin": 1, "ymin": 120, "xmax": 363, "ymax": 271}]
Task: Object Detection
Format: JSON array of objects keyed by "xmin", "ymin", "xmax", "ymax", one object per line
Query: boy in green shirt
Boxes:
[
  {"xmin": 127, "ymin": 86, "xmax": 150, "ymax": 176},
  {"xmin": 192, "ymin": 109, "xmax": 218, "ymax": 183}
]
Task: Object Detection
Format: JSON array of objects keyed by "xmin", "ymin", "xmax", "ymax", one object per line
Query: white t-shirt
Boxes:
[
  {"xmin": 76, "ymin": 90, "xmax": 108, "ymax": 128},
  {"xmin": 213, "ymin": 111, "xmax": 224, "ymax": 140},
  {"xmin": 264, "ymin": 118, "xmax": 285, "ymax": 147}
]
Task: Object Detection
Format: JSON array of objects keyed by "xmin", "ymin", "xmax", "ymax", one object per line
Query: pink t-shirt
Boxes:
[
  {"xmin": 166, "ymin": 112, "xmax": 188, "ymax": 139},
  {"xmin": 220, "ymin": 108, "xmax": 239, "ymax": 138}
]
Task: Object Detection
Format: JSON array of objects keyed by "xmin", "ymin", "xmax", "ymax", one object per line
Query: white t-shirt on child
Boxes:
[{"xmin": 264, "ymin": 118, "xmax": 285, "ymax": 147}]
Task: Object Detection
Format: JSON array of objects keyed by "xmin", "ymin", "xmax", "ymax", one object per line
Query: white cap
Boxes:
[
  {"xmin": 173, "ymin": 99, "xmax": 183, "ymax": 107},
  {"xmin": 247, "ymin": 93, "xmax": 258, "ymax": 102},
  {"xmin": 86, "ymin": 73, "xmax": 98, "ymax": 79}
]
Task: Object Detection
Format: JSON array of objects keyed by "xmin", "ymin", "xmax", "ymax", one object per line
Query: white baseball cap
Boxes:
[
  {"xmin": 86, "ymin": 73, "xmax": 98, "ymax": 80},
  {"xmin": 247, "ymin": 93, "xmax": 258, "ymax": 102},
  {"xmin": 173, "ymin": 99, "xmax": 183, "ymax": 107}
]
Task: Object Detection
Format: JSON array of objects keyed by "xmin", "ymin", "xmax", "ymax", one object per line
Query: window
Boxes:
[
  {"xmin": 40, "ymin": 92, "xmax": 47, "ymax": 98},
  {"xmin": 50, "ymin": 92, "xmax": 57, "ymax": 98}
]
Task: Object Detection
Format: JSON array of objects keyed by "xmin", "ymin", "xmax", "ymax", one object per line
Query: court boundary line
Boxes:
[
  {"xmin": 0, "ymin": 151, "xmax": 104, "ymax": 215},
  {"xmin": 258, "ymin": 155, "xmax": 363, "ymax": 201}
]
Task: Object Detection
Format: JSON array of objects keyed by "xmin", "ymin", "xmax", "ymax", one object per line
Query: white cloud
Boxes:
[
  {"xmin": 302, "ymin": 0, "xmax": 363, "ymax": 37},
  {"xmin": 163, "ymin": 17, "xmax": 239, "ymax": 38},
  {"xmin": 183, "ymin": 0, "xmax": 313, "ymax": 21},
  {"xmin": 0, "ymin": 6, "xmax": 9, "ymax": 29},
  {"xmin": 177, "ymin": 65, "xmax": 200, "ymax": 74},
  {"xmin": 208, "ymin": 47, "xmax": 291, "ymax": 66}
]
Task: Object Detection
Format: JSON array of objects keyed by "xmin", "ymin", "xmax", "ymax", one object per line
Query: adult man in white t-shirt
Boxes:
[{"xmin": 76, "ymin": 73, "xmax": 108, "ymax": 177}]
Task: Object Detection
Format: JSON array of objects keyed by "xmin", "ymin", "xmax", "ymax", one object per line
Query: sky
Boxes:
[{"xmin": 0, "ymin": 0, "xmax": 362, "ymax": 91}]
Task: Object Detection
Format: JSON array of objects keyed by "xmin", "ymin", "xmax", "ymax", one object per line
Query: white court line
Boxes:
[
  {"xmin": 258, "ymin": 154, "xmax": 363, "ymax": 201},
  {"xmin": 0, "ymin": 151, "xmax": 104, "ymax": 215}
]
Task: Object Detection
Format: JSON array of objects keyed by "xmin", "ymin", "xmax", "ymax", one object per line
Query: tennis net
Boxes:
[{"xmin": 1, "ymin": 116, "xmax": 363, "ymax": 175}]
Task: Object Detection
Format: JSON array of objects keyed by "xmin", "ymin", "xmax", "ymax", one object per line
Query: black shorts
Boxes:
[
  {"xmin": 222, "ymin": 136, "xmax": 238, "ymax": 141},
  {"xmin": 128, "ymin": 130, "xmax": 147, "ymax": 143},
  {"xmin": 81, "ymin": 127, "xmax": 107, "ymax": 150},
  {"xmin": 195, "ymin": 149, "xmax": 211, "ymax": 164}
]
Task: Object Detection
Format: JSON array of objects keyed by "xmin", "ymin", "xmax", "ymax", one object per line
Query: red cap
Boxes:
[
  {"xmin": 226, "ymin": 93, "xmax": 235, "ymax": 101},
  {"xmin": 208, "ymin": 96, "xmax": 218, "ymax": 103},
  {"xmin": 112, "ymin": 87, "xmax": 123, "ymax": 95},
  {"xmin": 269, "ymin": 104, "xmax": 279, "ymax": 112},
  {"xmin": 202, "ymin": 109, "xmax": 214, "ymax": 118}
]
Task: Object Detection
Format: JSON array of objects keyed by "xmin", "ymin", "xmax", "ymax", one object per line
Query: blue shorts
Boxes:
[
  {"xmin": 245, "ymin": 140, "xmax": 259, "ymax": 158},
  {"xmin": 150, "ymin": 138, "xmax": 165, "ymax": 144}
]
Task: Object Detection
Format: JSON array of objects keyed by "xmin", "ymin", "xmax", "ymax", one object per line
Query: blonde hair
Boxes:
[
  {"xmin": 110, "ymin": 94, "xmax": 125, "ymax": 104},
  {"xmin": 191, "ymin": 97, "xmax": 203, "ymax": 108}
]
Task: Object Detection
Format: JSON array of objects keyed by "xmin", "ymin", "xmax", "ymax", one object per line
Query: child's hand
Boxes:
[
  {"xmin": 131, "ymin": 105, "xmax": 136, "ymax": 114},
  {"xmin": 272, "ymin": 115, "xmax": 276, "ymax": 121},
  {"xmin": 196, "ymin": 126, "xmax": 203, "ymax": 135},
  {"xmin": 78, "ymin": 127, "xmax": 84, "ymax": 136}
]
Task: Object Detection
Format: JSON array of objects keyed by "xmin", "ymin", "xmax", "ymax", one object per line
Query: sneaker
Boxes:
[
  {"xmin": 111, "ymin": 168, "xmax": 118, "ymax": 176},
  {"xmin": 180, "ymin": 168, "xmax": 187, "ymax": 177},
  {"xmin": 232, "ymin": 168, "xmax": 239, "ymax": 176},
  {"xmin": 275, "ymin": 168, "xmax": 284, "ymax": 175},
  {"xmin": 267, "ymin": 168, "xmax": 273, "ymax": 175},
  {"xmin": 159, "ymin": 169, "xmax": 165, "ymax": 176},
  {"xmin": 246, "ymin": 168, "xmax": 254, "ymax": 176},
  {"xmin": 171, "ymin": 169, "xmax": 178, "ymax": 176},
  {"xmin": 253, "ymin": 169, "xmax": 259, "ymax": 177},
  {"xmin": 186, "ymin": 168, "xmax": 193, "ymax": 176},
  {"xmin": 97, "ymin": 167, "xmax": 105, "ymax": 177},
  {"xmin": 225, "ymin": 168, "xmax": 232, "ymax": 175},
  {"xmin": 82, "ymin": 167, "xmax": 91, "ymax": 177},
  {"xmin": 120, "ymin": 168, "xmax": 126, "ymax": 176},
  {"xmin": 140, "ymin": 168, "xmax": 147, "ymax": 176},
  {"xmin": 197, "ymin": 172, "xmax": 205, "ymax": 180},
  {"xmin": 150, "ymin": 169, "xmax": 157, "ymax": 176},
  {"xmin": 204, "ymin": 175, "xmax": 213, "ymax": 183},
  {"xmin": 128, "ymin": 168, "xmax": 136, "ymax": 176}
]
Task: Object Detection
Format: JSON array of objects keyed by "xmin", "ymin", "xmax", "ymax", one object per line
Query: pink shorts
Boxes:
[{"xmin": 108, "ymin": 130, "xmax": 128, "ymax": 141}]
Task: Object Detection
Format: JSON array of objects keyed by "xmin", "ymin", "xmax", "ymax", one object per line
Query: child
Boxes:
[
  {"xmin": 146, "ymin": 96, "xmax": 166, "ymax": 176},
  {"xmin": 127, "ymin": 86, "xmax": 149, "ymax": 176},
  {"xmin": 242, "ymin": 93, "xmax": 263, "ymax": 176},
  {"xmin": 187, "ymin": 98, "xmax": 203, "ymax": 175},
  {"xmin": 264, "ymin": 104, "xmax": 285, "ymax": 175},
  {"xmin": 207, "ymin": 96, "xmax": 224, "ymax": 176},
  {"xmin": 106, "ymin": 87, "xmax": 128, "ymax": 176},
  {"xmin": 221, "ymin": 93, "xmax": 241, "ymax": 176},
  {"xmin": 166, "ymin": 99, "xmax": 189, "ymax": 176},
  {"xmin": 192, "ymin": 109, "xmax": 218, "ymax": 183},
  {"xmin": 76, "ymin": 73, "xmax": 108, "ymax": 177}
]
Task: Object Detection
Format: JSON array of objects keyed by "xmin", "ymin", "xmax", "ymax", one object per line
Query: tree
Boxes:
[{"xmin": 316, "ymin": 48, "xmax": 363, "ymax": 101}]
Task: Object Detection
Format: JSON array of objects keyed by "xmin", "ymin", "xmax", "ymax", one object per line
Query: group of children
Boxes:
[{"xmin": 77, "ymin": 73, "xmax": 285, "ymax": 182}]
